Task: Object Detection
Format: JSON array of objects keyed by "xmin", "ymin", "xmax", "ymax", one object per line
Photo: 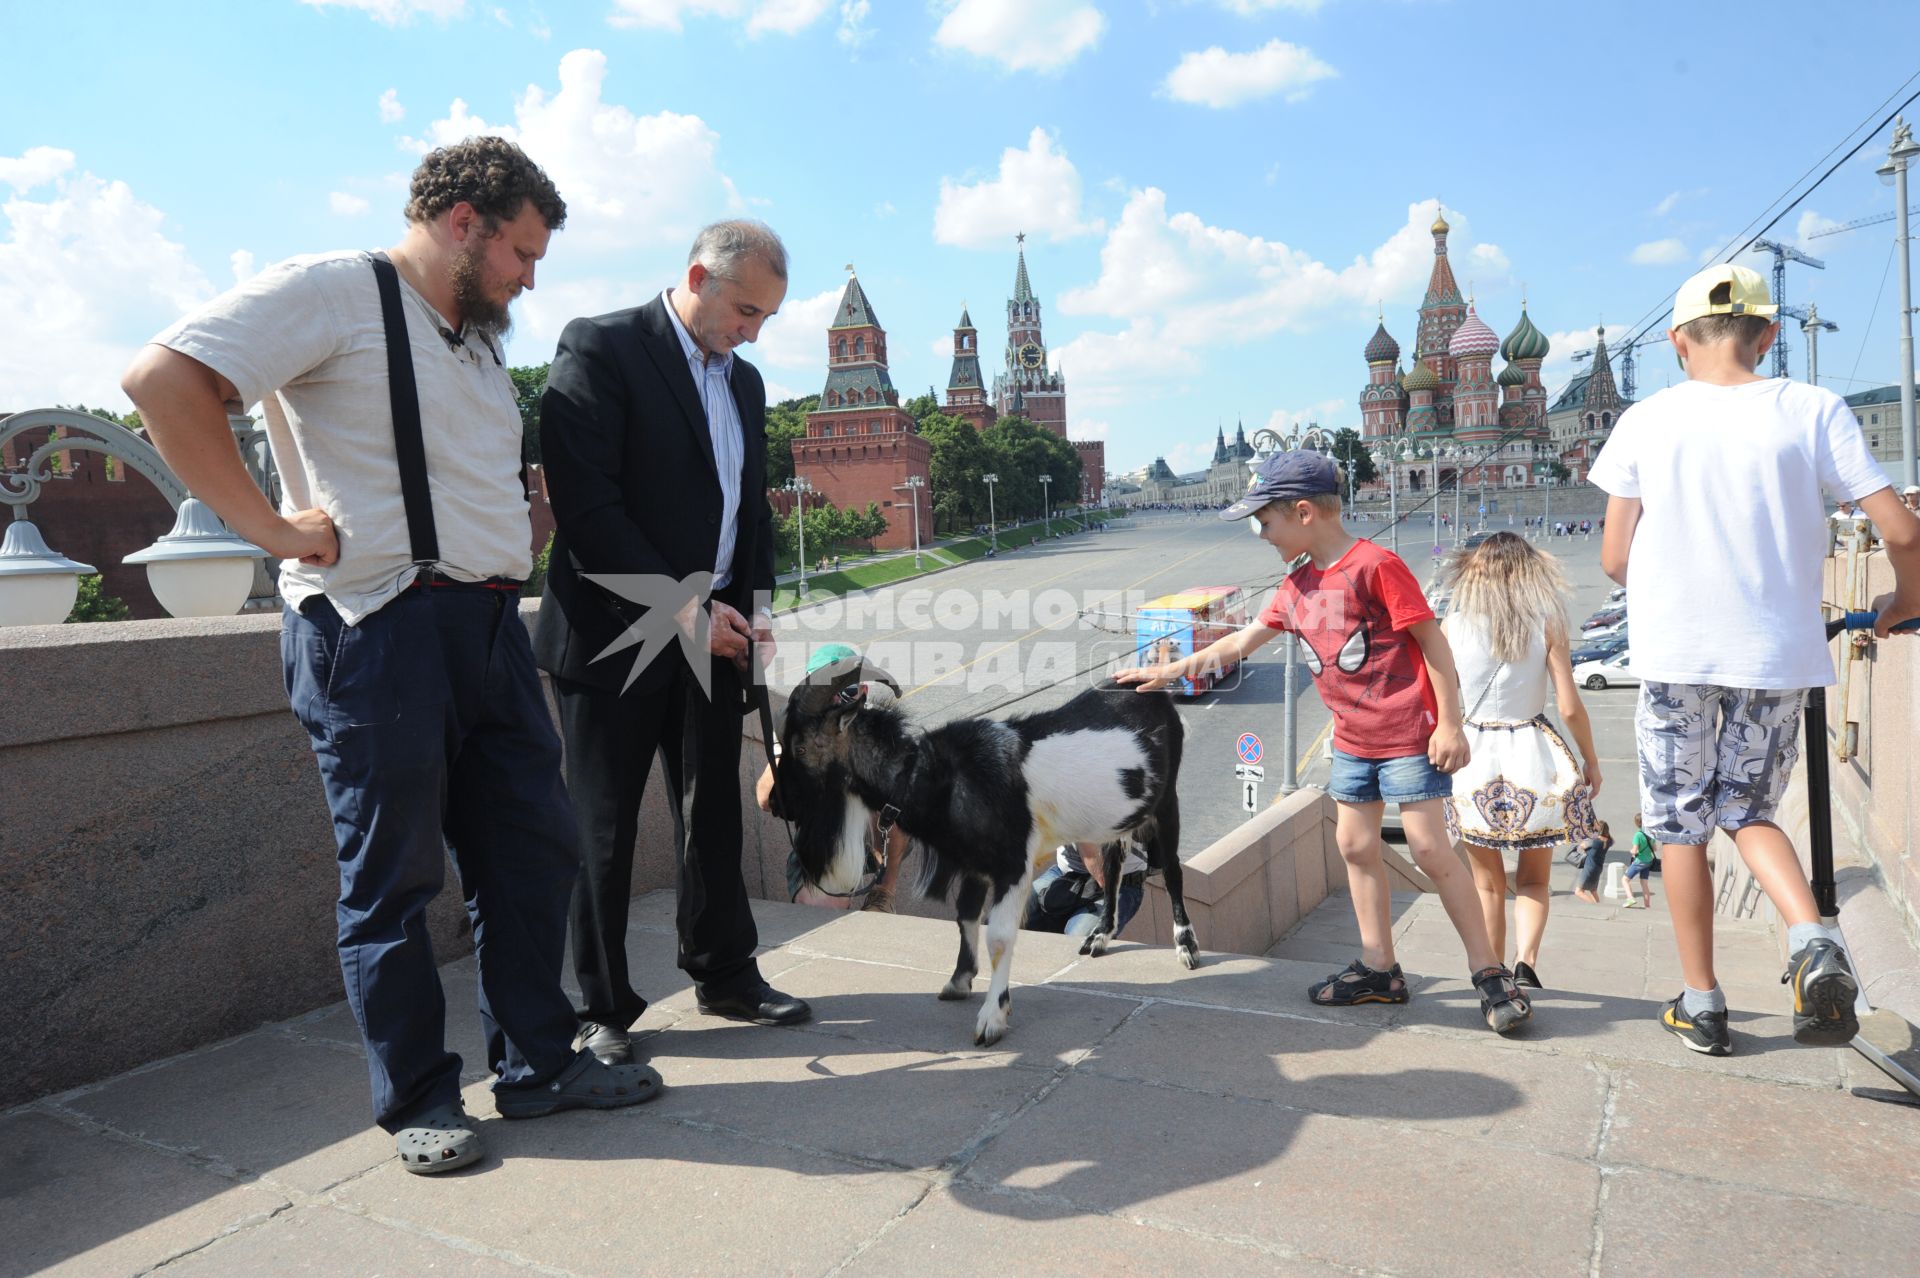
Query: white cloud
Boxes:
[
  {"xmin": 1262, "ymin": 398, "xmax": 1350, "ymax": 434},
  {"xmin": 874, "ymin": 199, "xmax": 896, "ymax": 218},
  {"xmin": 1796, "ymin": 209, "xmax": 1843, "ymax": 246},
  {"xmin": 378, "ymin": 88, "xmax": 406, "ymax": 123},
  {"xmin": 1628, "ymin": 238, "xmax": 1688, "ymax": 266},
  {"xmin": 230, "ymin": 250, "xmax": 258, "ymax": 284},
  {"xmin": 1653, "ymin": 190, "xmax": 1682, "ymax": 217},
  {"xmin": 1074, "ymin": 418, "xmax": 1112, "ymax": 440},
  {"xmin": 749, "ymin": 284, "xmax": 844, "ymax": 374},
  {"xmin": 329, "ymin": 191, "xmax": 372, "ymax": 216},
  {"xmin": 933, "ymin": 0, "xmax": 1105, "ymax": 73},
  {"xmin": 934, "ymin": 128, "xmax": 1102, "ymax": 248},
  {"xmin": 838, "ymin": 0, "xmax": 871, "ymax": 48},
  {"xmin": 490, "ymin": 5, "xmax": 512, "ymax": 23},
  {"xmin": 300, "ymin": 0, "xmax": 468, "ymax": 24},
  {"xmin": 405, "ymin": 49, "xmax": 743, "ymax": 253},
  {"xmin": 0, "ymin": 158, "xmax": 215, "ymax": 408},
  {"xmin": 1537, "ymin": 323, "xmax": 1644, "ymax": 393},
  {"xmin": 1212, "ymin": 0, "xmax": 1325, "ymax": 12},
  {"xmin": 0, "ymin": 146, "xmax": 75, "ymax": 192},
  {"xmin": 606, "ymin": 0, "xmax": 832, "ymax": 34},
  {"xmin": 1161, "ymin": 39, "xmax": 1336, "ymax": 109}
]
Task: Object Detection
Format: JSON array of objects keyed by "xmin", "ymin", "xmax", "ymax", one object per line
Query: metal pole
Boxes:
[
  {"xmin": 1453, "ymin": 464, "xmax": 1462, "ymax": 545},
  {"xmin": 1897, "ymin": 145, "xmax": 1918, "ymax": 488},
  {"xmin": 1388, "ymin": 456, "xmax": 1398, "ymax": 556},
  {"xmin": 1544, "ymin": 479, "xmax": 1551, "ymax": 542},
  {"xmin": 986, "ymin": 477, "xmax": 997, "ymax": 553},
  {"xmin": 796, "ymin": 482, "xmax": 807, "ymax": 593},
  {"xmin": 1807, "ymin": 309, "xmax": 1821, "ymax": 387},
  {"xmin": 1282, "ymin": 633, "xmax": 1299, "ymax": 794}
]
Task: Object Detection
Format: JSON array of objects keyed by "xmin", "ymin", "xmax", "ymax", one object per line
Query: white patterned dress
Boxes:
[{"xmin": 1442, "ymin": 614, "xmax": 1597, "ymax": 855}]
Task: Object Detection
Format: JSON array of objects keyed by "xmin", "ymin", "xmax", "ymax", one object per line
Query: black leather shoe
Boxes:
[{"xmin": 696, "ymin": 984, "xmax": 811, "ymax": 1026}]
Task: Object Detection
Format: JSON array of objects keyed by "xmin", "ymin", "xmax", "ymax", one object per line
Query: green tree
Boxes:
[
  {"xmin": 856, "ymin": 502, "xmax": 887, "ymax": 548},
  {"xmin": 982, "ymin": 415, "xmax": 1083, "ymax": 517},
  {"xmin": 1545, "ymin": 459, "xmax": 1572, "ymax": 483},
  {"xmin": 521, "ymin": 532, "xmax": 553, "ymax": 599},
  {"xmin": 66, "ymin": 574, "xmax": 129, "ymax": 623},
  {"xmin": 903, "ymin": 389, "xmax": 940, "ymax": 425},
  {"xmin": 917, "ymin": 411, "xmax": 990, "ymax": 534},
  {"xmin": 509, "ymin": 364, "xmax": 549, "ymax": 464},
  {"xmin": 1328, "ymin": 427, "xmax": 1378, "ymax": 486},
  {"xmin": 764, "ymin": 394, "xmax": 817, "ymax": 489}
]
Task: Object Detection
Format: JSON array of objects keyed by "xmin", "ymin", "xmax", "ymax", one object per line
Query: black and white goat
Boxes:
[{"xmin": 770, "ymin": 656, "xmax": 1196, "ymax": 1045}]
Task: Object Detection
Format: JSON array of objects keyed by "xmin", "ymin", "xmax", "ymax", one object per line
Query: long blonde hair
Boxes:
[{"xmin": 1441, "ymin": 532, "xmax": 1571, "ymax": 662}]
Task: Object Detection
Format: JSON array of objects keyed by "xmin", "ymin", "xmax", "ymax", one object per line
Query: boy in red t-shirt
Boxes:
[{"xmin": 1116, "ymin": 450, "xmax": 1531, "ymax": 1032}]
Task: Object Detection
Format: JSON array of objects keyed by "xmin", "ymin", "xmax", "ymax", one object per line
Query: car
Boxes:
[
  {"xmin": 1582, "ymin": 618, "xmax": 1629, "ymax": 643},
  {"xmin": 1581, "ymin": 606, "xmax": 1625, "ymax": 631},
  {"xmin": 1462, "ymin": 532, "xmax": 1495, "ymax": 549},
  {"xmin": 1573, "ymin": 651, "xmax": 1639, "ymax": 690},
  {"xmin": 1570, "ymin": 631, "xmax": 1629, "ymax": 665}
]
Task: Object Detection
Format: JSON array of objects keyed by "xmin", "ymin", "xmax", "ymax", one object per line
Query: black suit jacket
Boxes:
[{"xmin": 533, "ymin": 295, "xmax": 775, "ymax": 703}]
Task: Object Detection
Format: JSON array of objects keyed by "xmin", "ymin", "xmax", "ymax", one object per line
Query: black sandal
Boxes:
[
  {"xmin": 1473, "ymin": 965, "xmax": 1532, "ymax": 1033},
  {"xmin": 1513, "ymin": 960, "xmax": 1542, "ymax": 990},
  {"xmin": 1308, "ymin": 959, "xmax": 1408, "ymax": 1006}
]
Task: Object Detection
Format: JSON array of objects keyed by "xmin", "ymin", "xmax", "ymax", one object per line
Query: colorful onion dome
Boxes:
[
  {"xmin": 1448, "ymin": 304, "xmax": 1500, "ymax": 360},
  {"xmin": 1364, "ymin": 322, "xmax": 1400, "ymax": 364},
  {"xmin": 1402, "ymin": 361, "xmax": 1441, "ymax": 393},
  {"xmin": 1501, "ymin": 307, "xmax": 1550, "ymax": 362},
  {"xmin": 1431, "ymin": 209, "xmax": 1451, "ymax": 235},
  {"xmin": 1496, "ymin": 361, "xmax": 1527, "ymax": 387}
]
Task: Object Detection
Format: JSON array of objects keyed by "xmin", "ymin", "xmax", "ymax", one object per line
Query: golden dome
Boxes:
[{"xmin": 1431, "ymin": 209, "xmax": 1450, "ymax": 235}]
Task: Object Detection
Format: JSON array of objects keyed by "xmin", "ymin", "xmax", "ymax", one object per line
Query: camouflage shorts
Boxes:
[{"xmin": 1634, "ymin": 682, "xmax": 1807, "ymax": 845}]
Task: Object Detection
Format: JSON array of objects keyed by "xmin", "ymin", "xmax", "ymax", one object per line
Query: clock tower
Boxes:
[{"xmin": 992, "ymin": 233, "xmax": 1068, "ymax": 437}]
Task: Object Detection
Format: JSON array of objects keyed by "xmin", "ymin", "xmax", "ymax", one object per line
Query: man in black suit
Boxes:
[{"xmin": 535, "ymin": 220, "xmax": 808, "ymax": 1066}]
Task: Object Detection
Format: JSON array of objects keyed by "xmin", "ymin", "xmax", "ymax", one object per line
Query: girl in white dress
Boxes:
[{"xmin": 1441, "ymin": 533, "xmax": 1603, "ymax": 990}]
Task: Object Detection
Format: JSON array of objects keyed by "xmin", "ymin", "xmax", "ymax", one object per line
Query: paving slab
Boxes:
[
  {"xmin": 1042, "ymin": 943, "xmax": 1446, "ymax": 1025},
  {"xmin": 962, "ymin": 1070, "xmax": 1600, "ymax": 1277},
  {"xmin": 841, "ymin": 1183, "xmax": 1344, "ymax": 1277},
  {"xmin": 760, "ymin": 953, "xmax": 1143, "ymax": 1066},
  {"xmin": 781, "ymin": 906, "xmax": 1094, "ymax": 984},
  {"xmin": 1081, "ymin": 1000, "xmax": 1608, "ymax": 1158},
  {"xmin": 0, "ymin": 1110, "xmax": 290, "ymax": 1278},
  {"xmin": 52, "ymin": 1032, "xmax": 390, "ymax": 1195},
  {"xmin": 1604, "ymin": 1061, "xmax": 1920, "ymax": 1216},
  {"xmin": 636, "ymin": 1020, "xmax": 1053, "ymax": 1169},
  {"xmin": 1598, "ymin": 1167, "xmax": 1920, "ymax": 1277},
  {"xmin": 159, "ymin": 1203, "xmax": 534, "ymax": 1277},
  {"xmin": 331, "ymin": 1107, "xmax": 931, "ymax": 1278}
]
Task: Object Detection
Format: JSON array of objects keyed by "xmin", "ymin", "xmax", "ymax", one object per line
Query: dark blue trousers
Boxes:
[{"xmin": 282, "ymin": 588, "xmax": 581, "ymax": 1132}]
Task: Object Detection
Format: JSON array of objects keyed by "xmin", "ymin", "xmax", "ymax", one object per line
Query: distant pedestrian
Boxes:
[
  {"xmin": 1570, "ymin": 819, "xmax": 1614, "ymax": 905},
  {"xmin": 1621, "ymin": 815, "xmax": 1656, "ymax": 909}
]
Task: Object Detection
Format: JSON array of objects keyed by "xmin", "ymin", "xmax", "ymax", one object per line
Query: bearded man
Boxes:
[{"xmin": 122, "ymin": 137, "xmax": 660, "ymax": 1178}]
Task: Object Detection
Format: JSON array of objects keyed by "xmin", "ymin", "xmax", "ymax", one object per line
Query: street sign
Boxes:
[
  {"xmin": 1235, "ymin": 732, "xmax": 1263, "ymax": 765},
  {"xmin": 1235, "ymin": 764, "xmax": 1265, "ymax": 781},
  {"xmin": 1242, "ymin": 780, "xmax": 1259, "ymax": 812},
  {"xmin": 1478, "ymin": 504, "xmax": 1487, "ymax": 515}
]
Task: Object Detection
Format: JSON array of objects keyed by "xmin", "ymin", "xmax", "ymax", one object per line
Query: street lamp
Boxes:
[
  {"xmin": 0, "ymin": 517, "xmax": 96, "ymax": 626},
  {"xmin": 1370, "ymin": 437, "xmax": 1425, "ymax": 557},
  {"xmin": 1877, "ymin": 115, "xmax": 1920, "ymax": 488},
  {"xmin": 1039, "ymin": 473, "xmax": 1053, "ymax": 536},
  {"xmin": 894, "ymin": 474, "xmax": 926, "ymax": 568},
  {"xmin": 981, "ymin": 472, "xmax": 999, "ymax": 555},
  {"xmin": 784, "ymin": 475, "xmax": 814, "ymax": 596},
  {"xmin": 122, "ymin": 498, "xmax": 270, "ymax": 618}
]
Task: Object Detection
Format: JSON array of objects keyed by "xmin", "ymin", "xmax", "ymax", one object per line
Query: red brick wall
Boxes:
[
  {"xmin": 1073, "ymin": 439, "xmax": 1106, "ymax": 504},
  {"xmin": 792, "ymin": 434, "xmax": 933, "ymax": 551}
]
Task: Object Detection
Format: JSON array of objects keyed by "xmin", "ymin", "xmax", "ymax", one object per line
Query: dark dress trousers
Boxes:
[{"xmin": 533, "ymin": 295, "xmax": 776, "ymax": 1025}]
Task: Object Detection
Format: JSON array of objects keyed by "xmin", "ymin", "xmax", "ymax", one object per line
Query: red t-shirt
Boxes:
[{"xmin": 1258, "ymin": 539, "xmax": 1438, "ymax": 759}]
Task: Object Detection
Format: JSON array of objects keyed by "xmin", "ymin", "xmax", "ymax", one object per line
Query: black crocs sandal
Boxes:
[
  {"xmin": 1308, "ymin": 959, "xmax": 1409, "ymax": 1006},
  {"xmin": 494, "ymin": 1050, "xmax": 664, "ymax": 1119},
  {"xmin": 395, "ymin": 1099, "xmax": 482, "ymax": 1175},
  {"xmin": 1473, "ymin": 965, "xmax": 1532, "ymax": 1033}
]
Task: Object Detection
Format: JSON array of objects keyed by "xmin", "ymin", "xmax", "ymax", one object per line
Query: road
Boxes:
[{"xmin": 767, "ymin": 512, "xmax": 1635, "ymax": 856}]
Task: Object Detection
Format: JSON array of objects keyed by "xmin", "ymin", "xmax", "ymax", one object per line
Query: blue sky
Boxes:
[{"xmin": 4, "ymin": 0, "xmax": 1918, "ymax": 475}]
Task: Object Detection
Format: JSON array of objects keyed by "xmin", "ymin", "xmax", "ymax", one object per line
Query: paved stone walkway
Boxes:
[{"xmin": 7, "ymin": 889, "xmax": 1918, "ymax": 1277}]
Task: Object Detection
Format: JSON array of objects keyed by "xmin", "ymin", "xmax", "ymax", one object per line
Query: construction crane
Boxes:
[
  {"xmin": 1806, "ymin": 205, "xmax": 1920, "ymax": 239},
  {"xmin": 1571, "ymin": 330, "xmax": 1671, "ymax": 402},
  {"xmin": 1749, "ymin": 238, "xmax": 1826, "ymax": 379}
]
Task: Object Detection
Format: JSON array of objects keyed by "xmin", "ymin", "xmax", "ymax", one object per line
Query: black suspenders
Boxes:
[{"xmin": 370, "ymin": 252, "xmax": 440, "ymax": 572}]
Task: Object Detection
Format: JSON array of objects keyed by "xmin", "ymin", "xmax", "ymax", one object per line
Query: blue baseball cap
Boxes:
[{"xmin": 1219, "ymin": 450, "xmax": 1340, "ymax": 520}]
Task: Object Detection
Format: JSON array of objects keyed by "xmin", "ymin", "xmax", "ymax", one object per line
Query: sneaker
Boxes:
[
  {"xmin": 1782, "ymin": 938, "xmax": 1861, "ymax": 1046},
  {"xmin": 1660, "ymin": 993, "xmax": 1731, "ymax": 1056}
]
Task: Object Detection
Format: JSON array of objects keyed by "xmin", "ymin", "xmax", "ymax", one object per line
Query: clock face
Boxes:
[{"xmin": 1019, "ymin": 342, "xmax": 1044, "ymax": 370}]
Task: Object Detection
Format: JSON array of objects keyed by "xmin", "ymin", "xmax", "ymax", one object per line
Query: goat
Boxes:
[{"xmin": 770, "ymin": 654, "xmax": 1196, "ymax": 1046}]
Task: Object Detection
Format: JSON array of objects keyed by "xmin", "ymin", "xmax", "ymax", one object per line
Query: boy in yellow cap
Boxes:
[{"xmin": 1592, "ymin": 262, "xmax": 1920, "ymax": 1057}]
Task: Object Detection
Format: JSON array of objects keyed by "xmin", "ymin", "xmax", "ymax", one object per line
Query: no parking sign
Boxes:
[{"xmin": 1236, "ymin": 732, "xmax": 1263, "ymax": 765}]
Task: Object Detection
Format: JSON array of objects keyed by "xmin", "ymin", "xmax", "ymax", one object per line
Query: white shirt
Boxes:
[
  {"xmin": 1588, "ymin": 377, "xmax": 1890, "ymax": 689},
  {"xmin": 154, "ymin": 251, "xmax": 530, "ymax": 625},
  {"xmin": 661, "ymin": 289, "xmax": 745, "ymax": 589}
]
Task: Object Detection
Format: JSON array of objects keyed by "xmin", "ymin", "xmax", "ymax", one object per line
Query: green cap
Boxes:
[{"xmin": 806, "ymin": 643, "xmax": 861, "ymax": 676}]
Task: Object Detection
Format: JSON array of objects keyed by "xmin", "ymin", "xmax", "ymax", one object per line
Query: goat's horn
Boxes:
[{"xmin": 860, "ymin": 662, "xmax": 902, "ymax": 697}]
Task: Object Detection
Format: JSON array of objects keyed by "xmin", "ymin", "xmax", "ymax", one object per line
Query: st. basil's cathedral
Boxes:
[{"xmin": 790, "ymin": 237, "xmax": 1104, "ymax": 551}]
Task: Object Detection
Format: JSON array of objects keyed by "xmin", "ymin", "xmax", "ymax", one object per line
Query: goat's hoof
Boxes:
[
  {"xmin": 973, "ymin": 1010, "xmax": 1008, "ymax": 1046},
  {"xmin": 1177, "ymin": 945, "xmax": 1201, "ymax": 970},
  {"xmin": 1079, "ymin": 931, "xmax": 1110, "ymax": 957},
  {"xmin": 937, "ymin": 981, "xmax": 973, "ymax": 1001},
  {"xmin": 1174, "ymin": 927, "xmax": 1200, "ymax": 969}
]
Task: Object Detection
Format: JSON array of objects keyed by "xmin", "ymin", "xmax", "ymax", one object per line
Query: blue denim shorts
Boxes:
[{"xmin": 1327, "ymin": 748, "xmax": 1453, "ymax": 805}]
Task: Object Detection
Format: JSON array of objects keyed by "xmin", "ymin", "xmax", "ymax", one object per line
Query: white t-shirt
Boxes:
[
  {"xmin": 1588, "ymin": 377, "xmax": 1890, "ymax": 689},
  {"xmin": 154, "ymin": 250, "xmax": 531, "ymax": 625}
]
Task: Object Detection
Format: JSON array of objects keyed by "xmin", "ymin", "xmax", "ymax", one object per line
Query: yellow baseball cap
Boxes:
[{"xmin": 1672, "ymin": 263, "xmax": 1778, "ymax": 329}]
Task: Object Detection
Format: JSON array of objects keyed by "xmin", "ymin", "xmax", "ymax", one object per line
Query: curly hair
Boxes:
[{"xmin": 404, "ymin": 136, "xmax": 567, "ymax": 231}]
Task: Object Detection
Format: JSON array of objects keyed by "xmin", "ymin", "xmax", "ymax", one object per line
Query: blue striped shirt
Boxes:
[{"xmin": 662, "ymin": 289, "xmax": 744, "ymax": 589}]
